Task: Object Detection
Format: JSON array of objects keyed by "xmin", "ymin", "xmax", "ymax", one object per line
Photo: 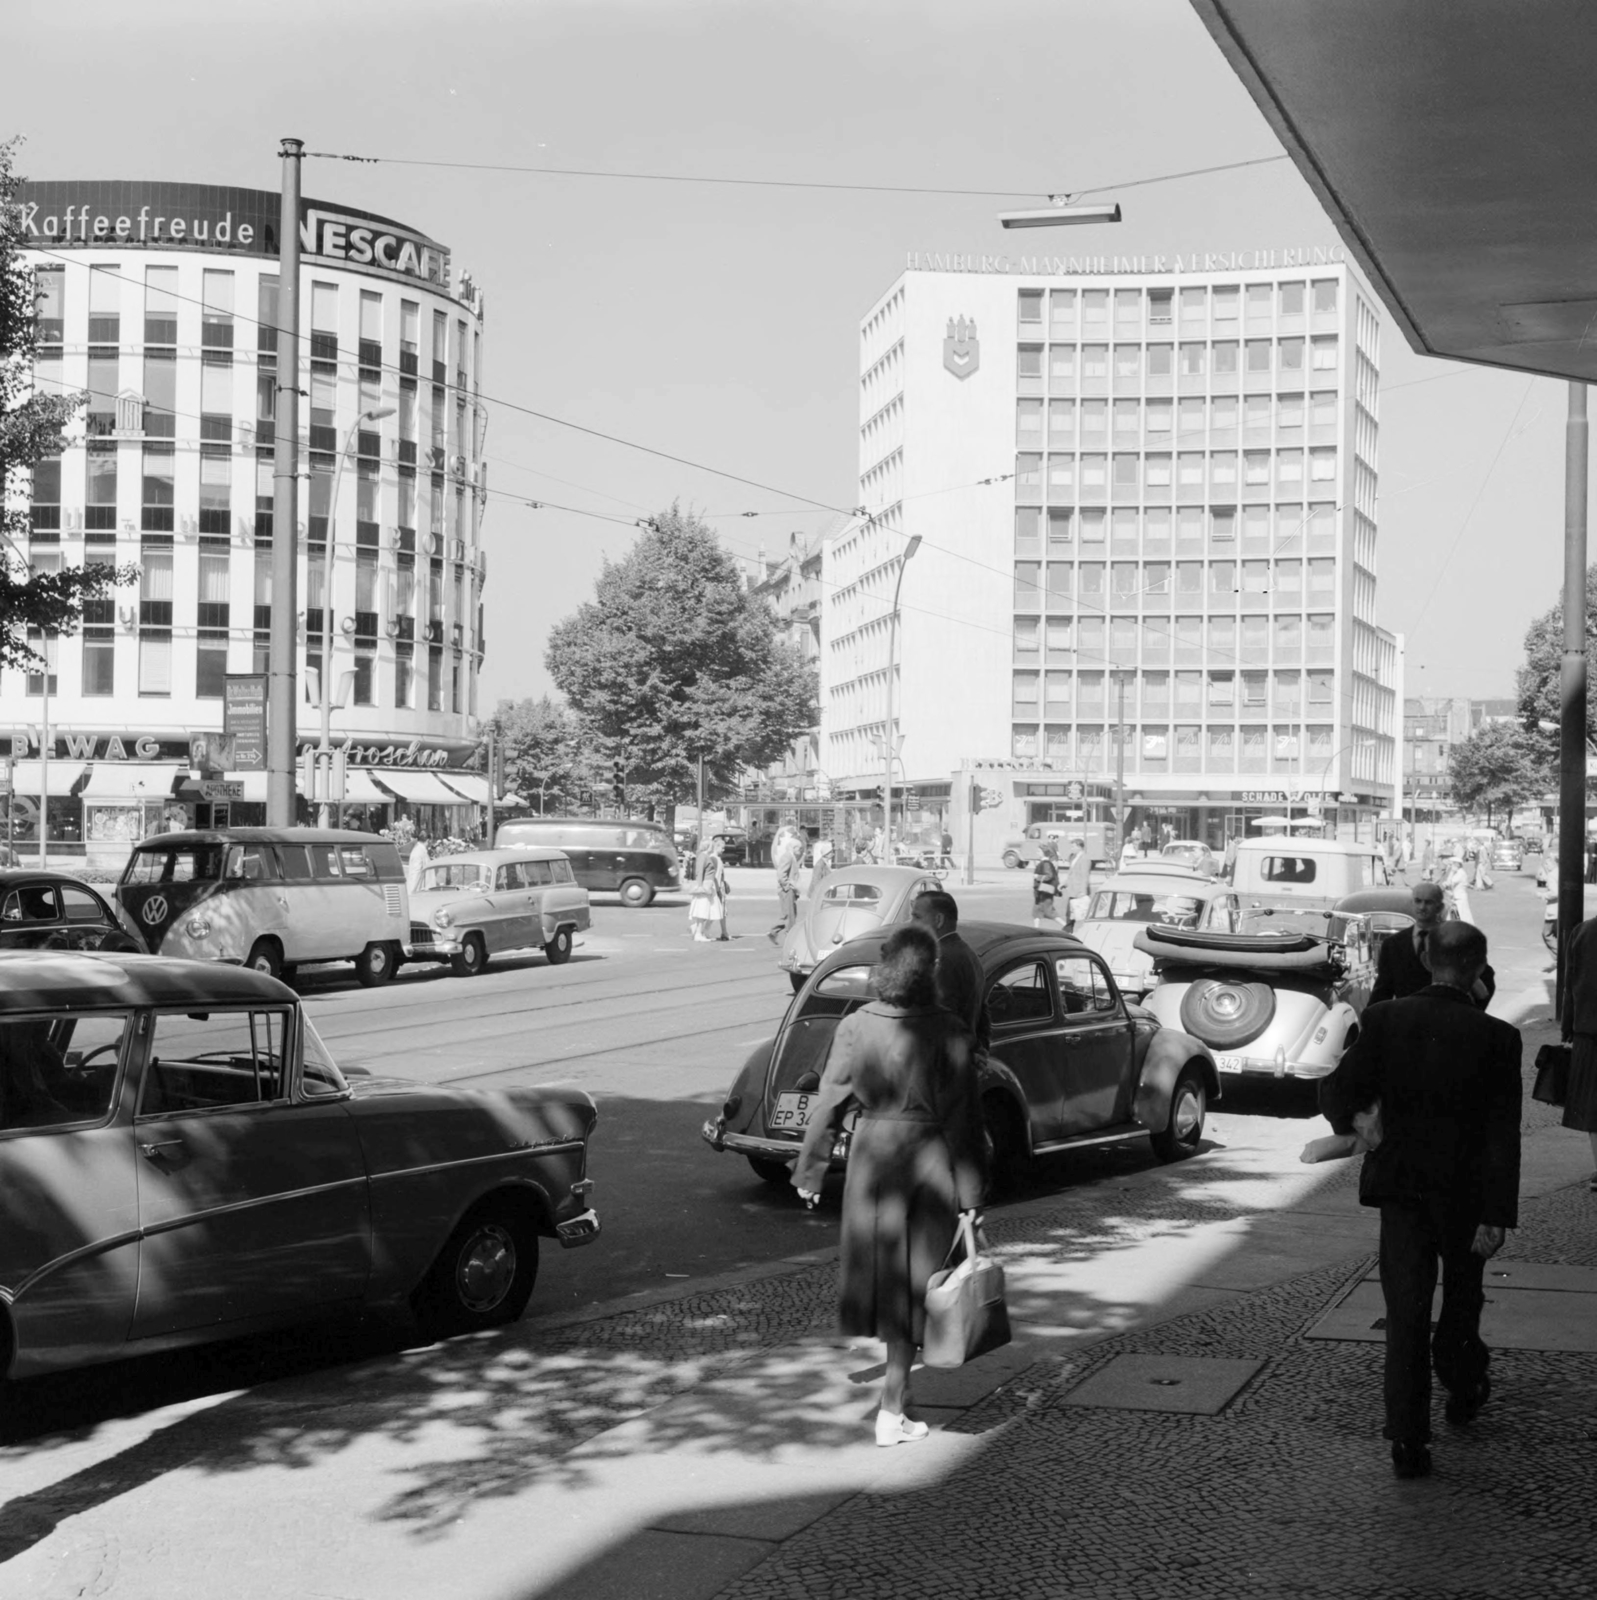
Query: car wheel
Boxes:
[
  {"xmin": 244, "ymin": 938, "xmax": 283, "ymax": 980},
  {"xmin": 1178, "ymin": 978, "xmax": 1275, "ymax": 1050},
  {"xmin": 415, "ymin": 1201, "xmax": 539, "ymax": 1339},
  {"xmin": 982, "ymin": 1092, "xmax": 1028, "ymax": 1195},
  {"xmin": 450, "ymin": 933, "xmax": 488, "ymax": 977},
  {"xmin": 747, "ymin": 1155, "xmax": 792, "ymax": 1187},
  {"xmin": 1001, "ymin": 851, "xmax": 1021, "ymax": 870},
  {"xmin": 1151, "ymin": 1066, "xmax": 1207, "ymax": 1162},
  {"xmin": 355, "ymin": 940, "xmax": 400, "ymax": 987},
  {"xmin": 619, "ymin": 877, "xmax": 654, "ymax": 908},
  {"xmin": 544, "ymin": 926, "xmax": 574, "ymax": 965},
  {"xmin": 788, "ymin": 970, "xmax": 806, "ymax": 993}
]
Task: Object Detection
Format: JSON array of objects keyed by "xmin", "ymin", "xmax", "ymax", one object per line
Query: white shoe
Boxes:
[{"xmin": 875, "ymin": 1409, "xmax": 930, "ymax": 1447}]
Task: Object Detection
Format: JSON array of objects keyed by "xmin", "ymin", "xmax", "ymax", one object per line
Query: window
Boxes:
[
  {"xmin": 395, "ymin": 642, "xmax": 414, "ymax": 708},
  {"xmin": 199, "ymin": 450, "xmax": 230, "ymax": 535},
  {"xmin": 83, "ymin": 627, "xmax": 114, "ymax": 696},
  {"xmin": 1015, "ymin": 453, "xmax": 1042, "ymax": 497},
  {"xmin": 1146, "ymin": 399, "xmax": 1172, "ymax": 436},
  {"xmin": 1148, "ymin": 287, "xmax": 1173, "ymax": 326},
  {"xmin": 1017, "ymin": 398, "xmax": 1043, "ymax": 442},
  {"xmin": 1310, "ymin": 447, "xmax": 1338, "ymax": 482},
  {"xmin": 197, "ymin": 542, "xmax": 230, "ymax": 627},
  {"xmin": 1178, "ymin": 397, "xmax": 1205, "ymax": 441},
  {"xmin": 1277, "ymin": 449, "xmax": 1304, "ymax": 489},
  {"xmin": 1280, "ymin": 282, "xmax": 1305, "ymax": 317},
  {"xmin": 144, "ymin": 265, "xmax": 178, "ymax": 344},
  {"xmin": 1212, "ymin": 508, "xmax": 1236, "ymax": 544},
  {"xmin": 1055, "ymin": 953, "xmax": 1118, "ymax": 1015},
  {"xmin": 140, "ymin": 541, "xmax": 173, "ymax": 626},
  {"xmin": 1049, "ymin": 289, "xmax": 1076, "ymax": 332},
  {"xmin": 1080, "ymin": 511, "xmax": 1105, "ymax": 546},
  {"xmin": 1146, "ymin": 454, "xmax": 1172, "ymax": 488},
  {"xmin": 196, "ymin": 631, "xmax": 228, "ymax": 697},
  {"xmin": 1114, "ymin": 344, "xmax": 1141, "ymax": 379},
  {"xmin": 138, "ymin": 631, "xmax": 172, "ymax": 696},
  {"xmin": 1045, "ymin": 617, "xmax": 1071, "ymax": 660},
  {"xmin": 1015, "ymin": 506, "xmax": 1042, "ymax": 554},
  {"xmin": 1308, "ymin": 671, "xmax": 1334, "ymax": 707},
  {"xmin": 1049, "ymin": 344, "xmax": 1076, "ymax": 382},
  {"xmin": 0, "ymin": 1012, "xmax": 129, "ymax": 1132},
  {"xmin": 257, "ymin": 274, "xmax": 279, "ymax": 357},
  {"xmin": 1246, "ymin": 283, "xmax": 1272, "ymax": 321},
  {"xmin": 1015, "ymin": 616, "xmax": 1040, "ymax": 656},
  {"xmin": 1245, "ymin": 339, "xmax": 1272, "ymax": 374},
  {"xmin": 143, "ymin": 350, "xmax": 176, "ymax": 437},
  {"xmin": 1209, "ymin": 559, "xmax": 1235, "ymax": 596},
  {"xmin": 35, "ymin": 264, "xmax": 66, "ymax": 342},
  {"xmin": 1112, "ymin": 454, "xmax": 1139, "ymax": 491},
  {"xmin": 30, "ymin": 457, "xmax": 61, "ymax": 530},
  {"xmin": 990, "ymin": 960, "xmax": 1054, "ymax": 1025},
  {"xmin": 1278, "ymin": 393, "xmax": 1304, "ymax": 432},
  {"xmin": 1212, "ymin": 341, "xmax": 1239, "ymax": 376},
  {"xmin": 1012, "ymin": 671, "xmax": 1039, "ymax": 715},
  {"xmin": 1279, "ymin": 337, "xmax": 1305, "ymax": 376},
  {"xmin": 25, "ymin": 630, "xmax": 58, "ymax": 697},
  {"xmin": 1211, "ymin": 395, "xmax": 1238, "ymax": 433},
  {"xmin": 353, "ymin": 643, "xmax": 375, "ymax": 706},
  {"xmin": 1147, "ymin": 343, "xmax": 1173, "ymax": 376},
  {"xmin": 1242, "ymin": 672, "xmax": 1268, "ymax": 708},
  {"xmin": 1179, "ymin": 286, "xmax": 1207, "ymax": 325},
  {"xmin": 1179, "ymin": 342, "xmax": 1206, "ymax": 376},
  {"xmin": 1080, "ymin": 454, "xmax": 1106, "ymax": 491},
  {"xmin": 201, "ymin": 270, "xmax": 234, "ymax": 349},
  {"xmin": 1113, "ymin": 398, "xmax": 1139, "ymax": 438},
  {"xmin": 1311, "ymin": 336, "xmax": 1339, "ymax": 371},
  {"xmin": 1080, "ymin": 399, "xmax": 1107, "ymax": 440},
  {"xmin": 1209, "ymin": 672, "xmax": 1235, "ymax": 707},
  {"xmin": 1046, "ymin": 508, "xmax": 1072, "ymax": 551},
  {"xmin": 427, "ymin": 645, "xmax": 443, "ymax": 712},
  {"xmin": 1145, "ymin": 561, "xmax": 1170, "ymax": 595},
  {"xmin": 1082, "ymin": 345, "xmax": 1108, "ymax": 379},
  {"xmin": 1048, "ymin": 398, "xmax": 1075, "ymax": 441},
  {"xmin": 1014, "ymin": 561, "xmax": 1042, "ymax": 609},
  {"xmin": 1311, "ymin": 391, "xmax": 1338, "ymax": 429},
  {"xmin": 1312, "ymin": 279, "xmax": 1339, "ymax": 314},
  {"xmin": 1212, "ymin": 286, "xmax": 1240, "ymax": 327},
  {"xmin": 1178, "ymin": 453, "xmax": 1204, "ymax": 489},
  {"xmin": 1018, "ymin": 289, "xmax": 1043, "ymax": 327},
  {"xmin": 139, "ymin": 1010, "xmax": 290, "ymax": 1114},
  {"xmin": 1309, "ymin": 558, "xmax": 1336, "ymax": 595}
]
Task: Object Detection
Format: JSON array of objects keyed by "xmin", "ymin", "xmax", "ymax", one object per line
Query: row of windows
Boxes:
[
  {"xmin": 34, "ymin": 265, "xmax": 478, "ymax": 390},
  {"xmin": 1012, "ymin": 668, "xmax": 1337, "ymax": 710},
  {"xmin": 1015, "ymin": 558, "xmax": 1339, "ymax": 600},
  {"xmin": 1013, "ymin": 613, "xmax": 1339, "ymax": 664},
  {"xmin": 1013, "ymin": 447, "xmax": 1341, "ymax": 496},
  {"xmin": 1016, "ymin": 503, "xmax": 1339, "ymax": 556},
  {"xmin": 1008, "ymin": 723, "xmax": 1341, "ymax": 768},
  {"xmin": 1018, "ymin": 281, "xmax": 1342, "ymax": 336},
  {"xmin": 1017, "ymin": 391, "xmax": 1339, "ymax": 440},
  {"xmin": 1015, "ymin": 336, "xmax": 1340, "ymax": 387},
  {"xmin": 19, "ymin": 628, "xmax": 469, "ymax": 712}
]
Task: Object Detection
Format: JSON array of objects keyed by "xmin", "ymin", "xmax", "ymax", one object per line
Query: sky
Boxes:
[{"xmin": 9, "ymin": 0, "xmax": 1574, "ymax": 714}]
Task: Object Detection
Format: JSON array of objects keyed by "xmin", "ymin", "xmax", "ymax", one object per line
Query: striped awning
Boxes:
[{"xmin": 370, "ymin": 768, "xmax": 469, "ymax": 806}]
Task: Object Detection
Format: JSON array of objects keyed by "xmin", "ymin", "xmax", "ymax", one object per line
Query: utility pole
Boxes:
[
  {"xmin": 1114, "ymin": 670, "xmax": 1127, "ymax": 854},
  {"xmin": 267, "ymin": 138, "xmax": 303, "ymax": 826},
  {"xmin": 485, "ymin": 725, "xmax": 496, "ymax": 844},
  {"xmin": 1557, "ymin": 381, "xmax": 1588, "ymax": 1013}
]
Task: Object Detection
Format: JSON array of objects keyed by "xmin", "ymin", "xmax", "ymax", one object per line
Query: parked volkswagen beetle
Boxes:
[
  {"xmin": 708, "ymin": 920, "xmax": 1220, "ymax": 1190},
  {"xmin": 776, "ymin": 864, "xmax": 944, "ymax": 991},
  {"xmin": 0, "ymin": 951, "xmax": 600, "ymax": 1381}
]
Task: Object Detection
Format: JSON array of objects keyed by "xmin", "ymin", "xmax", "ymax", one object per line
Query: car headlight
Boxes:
[
  {"xmin": 432, "ymin": 907, "xmax": 454, "ymax": 929},
  {"xmin": 185, "ymin": 915, "xmax": 212, "ymax": 938}
]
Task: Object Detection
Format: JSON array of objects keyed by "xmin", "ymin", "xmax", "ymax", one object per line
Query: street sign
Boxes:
[
  {"xmin": 224, "ymin": 674, "xmax": 268, "ymax": 772},
  {"xmin": 199, "ymin": 781, "xmax": 244, "ymax": 801}
]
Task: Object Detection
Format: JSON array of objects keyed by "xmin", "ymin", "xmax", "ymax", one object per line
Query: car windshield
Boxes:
[
  {"xmin": 822, "ymin": 883, "xmax": 882, "ymax": 904},
  {"xmin": 1237, "ymin": 906, "xmax": 1332, "ymax": 938},
  {"xmin": 421, "ymin": 862, "xmax": 486, "ymax": 891},
  {"xmin": 301, "ymin": 1017, "xmax": 350, "ymax": 1098},
  {"xmin": 1087, "ymin": 891, "xmax": 1205, "ymax": 926}
]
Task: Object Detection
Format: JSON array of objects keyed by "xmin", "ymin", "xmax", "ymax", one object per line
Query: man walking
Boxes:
[
  {"xmin": 911, "ymin": 888, "xmax": 990, "ymax": 1052},
  {"xmin": 1319, "ymin": 921, "xmax": 1522, "ymax": 1479},
  {"xmin": 767, "ymin": 829, "xmax": 804, "ymax": 944},
  {"xmin": 1062, "ymin": 836, "xmax": 1093, "ymax": 929},
  {"xmin": 1370, "ymin": 882, "xmax": 1495, "ymax": 1010},
  {"xmin": 1031, "ymin": 842, "xmax": 1061, "ymax": 929}
]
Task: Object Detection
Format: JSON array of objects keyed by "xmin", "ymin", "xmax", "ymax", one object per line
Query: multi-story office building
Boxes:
[
  {"xmin": 823, "ymin": 255, "xmax": 1398, "ymax": 856},
  {"xmin": 9, "ymin": 181, "xmax": 490, "ymax": 865}
]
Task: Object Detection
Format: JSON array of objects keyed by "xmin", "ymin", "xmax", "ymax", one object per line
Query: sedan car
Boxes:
[
  {"xmin": 1131, "ymin": 887, "xmax": 1415, "ymax": 1085},
  {"xmin": 0, "ymin": 870, "xmax": 145, "ymax": 953},
  {"xmin": 777, "ymin": 864, "xmax": 945, "ymax": 991},
  {"xmin": 406, "ymin": 847, "xmax": 591, "ymax": 975},
  {"xmin": 0, "ymin": 952, "xmax": 600, "ymax": 1381},
  {"xmin": 709, "ymin": 921, "xmax": 1220, "ymax": 1189},
  {"xmin": 1492, "ymin": 839, "xmax": 1524, "ymax": 873},
  {"xmin": 1073, "ymin": 864, "xmax": 1240, "ymax": 1000},
  {"xmin": 1160, "ymin": 839, "xmax": 1219, "ymax": 877}
]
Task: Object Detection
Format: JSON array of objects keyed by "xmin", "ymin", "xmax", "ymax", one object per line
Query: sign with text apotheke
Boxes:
[{"xmin": 224, "ymin": 675, "xmax": 267, "ymax": 772}]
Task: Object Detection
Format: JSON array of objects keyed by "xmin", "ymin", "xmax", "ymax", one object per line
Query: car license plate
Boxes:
[
  {"xmin": 772, "ymin": 1092, "xmax": 814, "ymax": 1130},
  {"xmin": 1215, "ymin": 1054, "xmax": 1247, "ymax": 1074}
]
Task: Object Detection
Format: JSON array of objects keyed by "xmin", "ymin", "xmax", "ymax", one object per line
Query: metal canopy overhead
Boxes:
[{"xmin": 1189, "ymin": 0, "xmax": 1597, "ymax": 381}]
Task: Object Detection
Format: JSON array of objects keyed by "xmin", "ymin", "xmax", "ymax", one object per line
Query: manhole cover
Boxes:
[{"xmin": 1058, "ymin": 1354, "xmax": 1265, "ymax": 1415}]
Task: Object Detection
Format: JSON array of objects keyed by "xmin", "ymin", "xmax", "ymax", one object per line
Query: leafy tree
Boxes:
[
  {"xmin": 1515, "ymin": 562, "xmax": 1597, "ymax": 749},
  {"xmin": 489, "ymin": 694, "xmax": 589, "ymax": 812},
  {"xmin": 1, "ymin": 139, "xmax": 135, "ymax": 666},
  {"xmin": 546, "ymin": 506, "xmax": 817, "ymax": 818},
  {"xmin": 1447, "ymin": 721, "xmax": 1553, "ymax": 825}
]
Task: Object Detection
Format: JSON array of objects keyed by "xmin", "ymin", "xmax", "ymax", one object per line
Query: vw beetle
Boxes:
[{"xmin": 706, "ymin": 919, "xmax": 1221, "ymax": 1190}]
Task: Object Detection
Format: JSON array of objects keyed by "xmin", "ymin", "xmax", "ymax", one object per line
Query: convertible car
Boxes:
[
  {"xmin": 709, "ymin": 921, "xmax": 1220, "ymax": 1190},
  {"xmin": 777, "ymin": 864, "xmax": 945, "ymax": 991},
  {"xmin": 1131, "ymin": 888, "xmax": 1415, "ymax": 1084},
  {"xmin": 0, "ymin": 952, "xmax": 600, "ymax": 1381}
]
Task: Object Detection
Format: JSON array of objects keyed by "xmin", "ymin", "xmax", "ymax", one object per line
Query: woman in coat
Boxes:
[
  {"xmin": 689, "ymin": 839, "xmax": 729, "ymax": 942},
  {"xmin": 792, "ymin": 924, "xmax": 987, "ymax": 1446}
]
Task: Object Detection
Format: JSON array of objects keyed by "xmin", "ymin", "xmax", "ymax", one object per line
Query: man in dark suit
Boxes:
[
  {"xmin": 912, "ymin": 889, "xmax": 991, "ymax": 1053},
  {"xmin": 1370, "ymin": 882, "xmax": 1495, "ymax": 1009},
  {"xmin": 1320, "ymin": 921, "xmax": 1522, "ymax": 1479}
]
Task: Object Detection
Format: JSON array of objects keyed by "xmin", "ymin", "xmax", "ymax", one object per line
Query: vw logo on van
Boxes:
[{"xmin": 141, "ymin": 895, "xmax": 169, "ymax": 926}]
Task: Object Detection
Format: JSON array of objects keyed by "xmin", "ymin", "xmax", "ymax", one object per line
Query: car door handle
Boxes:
[{"xmin": 139, "ymin": 1139, "xmax": 186, "ymax": 1159}]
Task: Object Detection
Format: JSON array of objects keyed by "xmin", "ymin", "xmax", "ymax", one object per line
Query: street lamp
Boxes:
[
  {"xmin": 998, "ymin": 197, "xmax": 1123, "ymax": 229},
  {"xmin": 0, "ymin": 525, "xmax": 52, "ymax": 866},
  {"xmin": 318, "ymin": 405, "xmax": 395, "ymax": 824},
  {"xmin": 882, "ymin": 533, "xmax": 921, "ymax": 860}
]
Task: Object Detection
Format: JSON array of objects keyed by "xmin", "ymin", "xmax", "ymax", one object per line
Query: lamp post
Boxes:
[
  {"xmin": 882, "ymin": 533, "xmax": 922, "ymax": 860},
  {"xmin": 317, "ymin": 405, "xmax": 395, "ymax": 825}
]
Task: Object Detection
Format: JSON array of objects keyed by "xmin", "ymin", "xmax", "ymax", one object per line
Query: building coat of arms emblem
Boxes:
[{"xmin": 943, "ymin": 316, "xmax": 979, "ymax": 379}]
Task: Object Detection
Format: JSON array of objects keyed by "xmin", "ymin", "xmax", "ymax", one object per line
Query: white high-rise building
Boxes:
[{"xmin": 822, "ymin": 254, "xmax": 1396, "ymax": 856}]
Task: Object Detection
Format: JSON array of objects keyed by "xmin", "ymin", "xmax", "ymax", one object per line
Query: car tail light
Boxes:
[{"xmin": 722, "ymin": 1094, "xmax": 741, "ymax": 1120}]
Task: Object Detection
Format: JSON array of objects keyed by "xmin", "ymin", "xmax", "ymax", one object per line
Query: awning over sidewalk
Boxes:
[
  {"xmin": 436, "ymin": 771, "xmax": 490, "ymax": 805},
  {"xmin": 371, "ymin": 768, "xmax": 469, "ymax": 806},
  {"xmin": 79, "ymin": 762, "xmax": 181, "ymax": 801},
  {"xmin": 8, "ymin": 760, "xmax": 87, "ymax": 798},
  {"xmin": 343, "ymin": 768, "xmax": 393, "ymax": 805}
]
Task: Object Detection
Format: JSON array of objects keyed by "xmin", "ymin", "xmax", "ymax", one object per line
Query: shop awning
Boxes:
[
  {"xmin": 343, "ymin": 768, "xmax": 393, "ymax": 805},
  {"xmin": 370, "ymin": 768, "xmax": 469, "ymax": 806},
  {"xmin": 79, "ymin": 762, "xmax": 182, "ymax": 801},
  {"xmin": 8, "ymin": 760, "xmax": 87, "ymax": 798},
  {"xmin": 437, "ymin": 772, "xmax": 491, "ymax": 805}
]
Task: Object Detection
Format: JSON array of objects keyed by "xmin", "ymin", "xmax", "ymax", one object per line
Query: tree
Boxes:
[
  {"xmin": 1515, "ymin": 562, "xmax": 1597, "ymax": 747},
  {"xmin": 1, "ymin": 139, "xmax": 134, "ymax": 666},
  {"xmin": 490, "ymin": 695, "xmax": 588, "ymax": 812},
  {"xmin": 545, "ymin": 506, "xmax": 818, "ymax": 818},
  {"xmin": 1447, "ymin": 721, "xmax": 1553, "ymax": 826}
]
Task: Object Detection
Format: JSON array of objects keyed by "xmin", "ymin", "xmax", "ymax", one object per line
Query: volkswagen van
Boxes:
[
  {"xmin": 1228, "ymin": 837, "xmax": 1389, "ymax": 913},
  {"xmin": 495, "ymin": 816, "xmax": 681, "ymax": 907},
  {"xmin": 117, "ymin": 828, "xmax": 410, "ymax": 986}
]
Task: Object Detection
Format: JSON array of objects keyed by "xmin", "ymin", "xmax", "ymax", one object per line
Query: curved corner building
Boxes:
[{"xmin": 9, "ymin": 180, "xmax": 491, "ymax": 868}]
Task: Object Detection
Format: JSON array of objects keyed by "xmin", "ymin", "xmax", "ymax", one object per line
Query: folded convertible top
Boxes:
[{"xmin": 1132, "ymin": 923, "xmax": 1340, "ymax": 974}]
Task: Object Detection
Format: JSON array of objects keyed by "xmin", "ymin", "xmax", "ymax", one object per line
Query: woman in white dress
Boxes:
[{"xmin": 690, "ymin": 840, "xmax": 729, "ymax": 941}]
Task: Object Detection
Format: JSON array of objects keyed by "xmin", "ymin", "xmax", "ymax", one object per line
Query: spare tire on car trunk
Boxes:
[{"xmin": 1178, "ymin": 978, "xmax": 1276, "ymax": 1050}]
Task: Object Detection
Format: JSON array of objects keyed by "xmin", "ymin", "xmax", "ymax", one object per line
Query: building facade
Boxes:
[
  {"xmin": 9, "ymin": 181, "xmax": 490, "ymax": 866},
  {"xmin": 823, "ymin": 253, "xmax": 1398, "ymax": 858}
]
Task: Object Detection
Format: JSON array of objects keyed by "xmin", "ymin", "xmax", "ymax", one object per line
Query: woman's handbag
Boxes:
[
  {"xmin": 689, "ymin": 891, "xmax": 715, "ymax": 920},
  {"xmin": 1533, "ymin": 1041, "xmax": 1573, "ymax": 1107},
  {"xmin": 921, "ymin": 1210, "xmax": 1011, "ymax": 1369}
]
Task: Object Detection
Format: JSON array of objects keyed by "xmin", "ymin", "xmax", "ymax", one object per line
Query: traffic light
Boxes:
[
  {"xmin": 612, "ymin": 762, "xmax": 626, "ymax": 806},
  {"xmin": 330, "ymin": 745, "xmax": 348, "ymax": 802}
]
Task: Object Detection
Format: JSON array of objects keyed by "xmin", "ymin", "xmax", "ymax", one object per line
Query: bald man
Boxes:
[
  {"xmin": 1321, "ymin": 920, "xmax": 1522, "ymax": 1480},
  {"xmin": 1370, "ymin": 881, "xmax": 1494, "ymax": 1010}
]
